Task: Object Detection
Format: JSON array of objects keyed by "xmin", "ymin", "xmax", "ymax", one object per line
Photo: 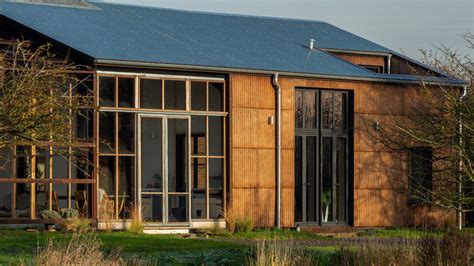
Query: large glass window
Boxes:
[
  {"xmin": 98, "ymin": 74, "xmax": 226, "ymax": 222},
  {"xmin": 295, "ymin": 89, "xmax": 350, "ymax": 225},
  {"xmin": 140, "ymin": 79, "xmax": 162, "ymax": 109},
  {"xmin": 99, "ymin": 76, "xmax": 115, "ymax": 107},
  {"xmin": 164, "ymin": 80, "xmax": 186, "ymax": 110},
  {"xmin": 118, "ymin": 78, "xmax": 135, "ymax": 108}
]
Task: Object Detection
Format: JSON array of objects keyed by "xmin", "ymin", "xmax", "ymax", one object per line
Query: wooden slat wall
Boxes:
[
  {"xmin": 230, "ymin": 73, "xmax": 453, "ymax": 228},
  {"xmin": 331, "ymin": 52, "xmax": 386, "ymax": 69}
]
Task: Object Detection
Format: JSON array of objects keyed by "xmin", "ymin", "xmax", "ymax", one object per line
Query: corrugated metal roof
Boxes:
[{"xmin": 0, "ymin": 1, "xmax": 463, "ymax": 84}]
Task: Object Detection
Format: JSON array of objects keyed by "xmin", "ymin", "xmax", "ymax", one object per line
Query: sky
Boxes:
[{"xmin": 96, "ymin": 0, "xmax": 473, "ymax": 59}]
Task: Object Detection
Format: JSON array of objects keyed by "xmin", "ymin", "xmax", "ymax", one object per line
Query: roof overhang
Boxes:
[{"xmin": 95, "ymin": 58, "xmax": 466, "ymax": 87}]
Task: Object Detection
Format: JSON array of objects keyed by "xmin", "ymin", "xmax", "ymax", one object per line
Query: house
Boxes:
[{"xmin": 0, "ymin": 0, "xmax": 464, "ymax": 230}]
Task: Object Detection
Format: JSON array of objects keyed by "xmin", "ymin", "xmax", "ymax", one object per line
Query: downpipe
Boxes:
[
  {"xmin": 458, "ymin": 85, "xmax": 468, "ymax": 230},
  {"xmin": 272, "ymin": 73, "xmax": 282, "ymax": 229}
]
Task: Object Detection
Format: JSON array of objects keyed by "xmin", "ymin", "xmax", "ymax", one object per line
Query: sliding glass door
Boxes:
[
  {"xmin": 295, "ymin": 89, "xmax": 351, "ymax": 226},
  {"xmin": 139, "ymin": 115, "xmax": 190, "ymax": 225}
]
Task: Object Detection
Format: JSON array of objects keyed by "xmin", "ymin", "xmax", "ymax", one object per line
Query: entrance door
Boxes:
[
  {"xmin": 138, "ymin": 115, "xmax": 190, "ymax": 225},
  {"xmin": 295, "ymin": 89, "xmax": 351, "ymax": 226}
]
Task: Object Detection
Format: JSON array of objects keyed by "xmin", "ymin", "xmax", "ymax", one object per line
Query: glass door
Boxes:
[
  {"xmin": 138, "ymin": 115, "xmax": 190, "ymax": 226},
  {"xmin": 295, "ymin": 89, "xmax": 351, "ymax": 226}
]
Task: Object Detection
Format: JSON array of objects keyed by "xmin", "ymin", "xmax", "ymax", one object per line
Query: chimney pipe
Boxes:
[{"xmin": 309, "ymin": 39, "xmax": 316, "ymax": 50}]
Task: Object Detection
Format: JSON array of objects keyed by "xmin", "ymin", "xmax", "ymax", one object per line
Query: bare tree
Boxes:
[
  {"xmin": 368, "ymin": 34, "xmax": 473, "ymax": 230},
  {"xmin": 0, "ymin": 41, "xmax": 93, "ymax": 172}
]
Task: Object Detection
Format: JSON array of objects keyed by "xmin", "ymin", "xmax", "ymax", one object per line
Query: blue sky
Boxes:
[{"xmin": 97, "ymin": 0, "xmax": 473, "ymax": 59}]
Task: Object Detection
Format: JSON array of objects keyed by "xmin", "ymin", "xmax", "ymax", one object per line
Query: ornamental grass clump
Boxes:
[
  {"xmin": 36, "ymin": 231, "xmax": 122, "ymax": 266},
  {"xmin": 247, "ymin": 240, "xmax": 313, "ymax": 266}
]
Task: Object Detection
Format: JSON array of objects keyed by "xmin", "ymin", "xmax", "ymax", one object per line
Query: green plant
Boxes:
[
  {"xmin": 40, "ymin": 210, "xmax": 62, "ymax": 221},
  {"xmin": 235, "ymin": 217, "xmax": 254, "ymax": 233},
  {"xmin": 59, "ymin": 208, "xmax": 79, "ymax": 219}
]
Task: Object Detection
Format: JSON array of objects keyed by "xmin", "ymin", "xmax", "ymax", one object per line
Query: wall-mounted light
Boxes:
[
  {"xmin": 268, "ymin": 116, "xmax": 274, "ymax": 125},
  {"xmin": 374, "ymin": 121, "xmax": 381, "ymax": 132}
]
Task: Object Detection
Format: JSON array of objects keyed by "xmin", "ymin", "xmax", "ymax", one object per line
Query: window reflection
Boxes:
[
  {"xmin": 295, "ymin": 90, "xmax": 303, "ymax": 128},
  {"xmin": 164, "ymin": 80, "xmax": 186, "ymax": 110},
  {"xmin": 191, "ymin": 82, "xmax": 206, "ymax": 111},
  {"xmin": 303, "ymin": 91, "xmax": 317, "ymax": 129},
  {"xmin": 322, "ymin": 93, "xmax": 333, "ymax": 129}
]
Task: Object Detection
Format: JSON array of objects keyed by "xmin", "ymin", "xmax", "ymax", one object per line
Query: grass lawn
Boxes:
[
  {"xmin": 0, "ymin": 230, "xmax": 249, "ymax": 264},
  {"xmin": 212, "ymin": 228, "xmax": 332, "ymax": 240},
  {"xmin": 356, "ymin": 227, "xmax": 474, "ymax": 239}
]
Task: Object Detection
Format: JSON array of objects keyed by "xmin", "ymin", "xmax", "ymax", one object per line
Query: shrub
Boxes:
[
  {"xmin": 248, "ymin": 240, "xmax": 313, "ymax": 266},
  {"xmin": 59, "ymin": 208, "xmax": 79, "ymax": 219},
  {"xmin": 235, "ymin": 217, "xmax": 254, "ymax": 233},
  {"xmin": 40, "ymin": 210, "xmax": 62, "ymax": 221},
  {"xmin": 36, "ymin": 231, "xmax": 122, "ymax": 265},
  {"xmin": 439, "ymin": 230, "xmax": 471, "ymax": 265},
  {"xmin": 60, "ymin": 218, "xmax": 91, "ymax": 232},
  {"xmin": 127, "ymin": 203, "xmax": 144, "ymax": 234}
]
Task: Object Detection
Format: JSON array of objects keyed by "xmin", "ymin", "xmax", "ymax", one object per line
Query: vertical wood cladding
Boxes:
[{"xmin": 230, "ymin": 73, "xmax": 452, "ymax": 228}]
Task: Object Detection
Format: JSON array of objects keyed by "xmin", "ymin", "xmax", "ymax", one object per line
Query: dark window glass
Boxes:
[
  {"xmin": 75, "ymin": 110, "xmax": 93, "ymax": 141},
  {"xmin": 334, "ymin": 93, "xmax": 347, "ymax": 129},
  {"xmin": 164, "ymin": 80, "xmax": 186, "ymax": 110},
  {"xmin": 336, "ymin": 138, "xmax": 346, "ymax": 222},
  {"xmin": 295, "ymin": 90, "xmax": 303, "ymax": 129},
  {"xmin": 192, "ymin": 158, "xmax": 206, "ymax": 190},
  {"xmin": 303, "ymin": 90, "xmax": 317, "ymax": 129},
  {"xmin": 322, "ymin": 93, "xmax": 333, "ymax": 129},
  {"xmin": 141, "ymin": 117, "xmax": 163, "ymax": 193},
  {"xmin": 209, "ymin": 159, "xmax": 223, "ymax": 190},
  {"xmin": 15, "ymin": 183, "xmax": 30, "ymax": 218},
  {"xmin": 72, "ymin": 184, "xmax": 91, "ymax": 218},
  {"xmin": 118, "ymin": 157, "xmax": 134, "ymax": 219},
  {"xmin": 209, "ymin": 158, "xmax": 223, "ymax": 219},
  {"xmin": 141, "ymin": 194, "xmax": 162, "ymax": 222},
  {"xmin": 99, "ymin": 156, "xmax": 115, "ymax": 197},
  {"xmin": 118, "ymin": 113, "xmax": 134, "ymax": 154},
  {"xmin": 192, "ymin": 158, "xmax": 206, "ymax": 219},
  {"xmin": 209, "ymin": 117, "xmax": 223, "ymax": 156},
  {"xmin": 168, "ymin": 195, "xmax": 188, "ymax": 222},
  {"xmin": 294, "ymin": 136, "xmax": 302, "ymax": 222},
  {"xmin": 140, "ymin": 79, "xmax": 162, "ymax": 109},
  {"xmin": 53, "ymin": 154, "xmax": 68, "ymax": 179},
  {"xmin": 208, "ymin": 83, "xmax": 224, "ymax": 111},
  {"xmin": 191, "ymin": 116, "xmax": 206, "ymax": 155},
  {"xmin": 118, "ymin": 78, "xmax": 135, "ymax": 108},
  {"xmin": 192, "ymin": 192, "xmax": 206, "ymax": 219},
  {"xmin": 0, "ymin": 148, "xmax": 13, "ymax": 178},
  {"xmin": 99, "ymin": 77, "xmax": 115, "ymax": 107},
  {"xmin": 53, "ymin": 184, "xmax": 68, "ymax": 210},
  {"xmin": 167, "ymin": 119, "xmax": 188, "ymax": 193},
  {"xmin": 99, "ymin": 112, "xmax": 115, "ymax": 153},
  {"xmin": 0, "ymin": 183, "xmax": 12, "ymax": 218},
  {"xmin": 191, "ymin": 82, "xmax": 206, "ymax": 111},
  {"xmin": 306, "ymin": 136, "xmax": 317, "ymax": 222},
  {"xmin": 409, "ymin": 148, "xmax": 433, "ymax": 204},
  {"xmin": 16, "ymin": 157, "xmax": 31, "ymax": 178},
  {"xmin": 322, "ymin": 137, "xmax": 333, "ymax": 222}
]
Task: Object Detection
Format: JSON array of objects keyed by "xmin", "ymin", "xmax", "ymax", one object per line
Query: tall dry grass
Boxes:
[
  {"xmin": 36, "ymin": 231, "xmax": 122, "ymax": 266},
  {"xmin": 247, "ymin": 240, "xmax": 313, "ymax": 266},
  {"xmin": 338, "ymin": 230, "xmax": 472, "ymax": 266},
  {"xmin": 127, "ymin": 203, "xmax": 144, "ymax": 234}
]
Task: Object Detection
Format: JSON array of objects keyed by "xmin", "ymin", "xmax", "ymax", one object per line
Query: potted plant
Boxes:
[{"xmin": 40, "ymin": 210, "xmax": 61, "ymax": 231}]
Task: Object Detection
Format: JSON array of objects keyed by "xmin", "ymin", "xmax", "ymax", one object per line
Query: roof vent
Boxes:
[{"xmin": 308, "ymin": 39, "xmax": 316, "ymax": 50}]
